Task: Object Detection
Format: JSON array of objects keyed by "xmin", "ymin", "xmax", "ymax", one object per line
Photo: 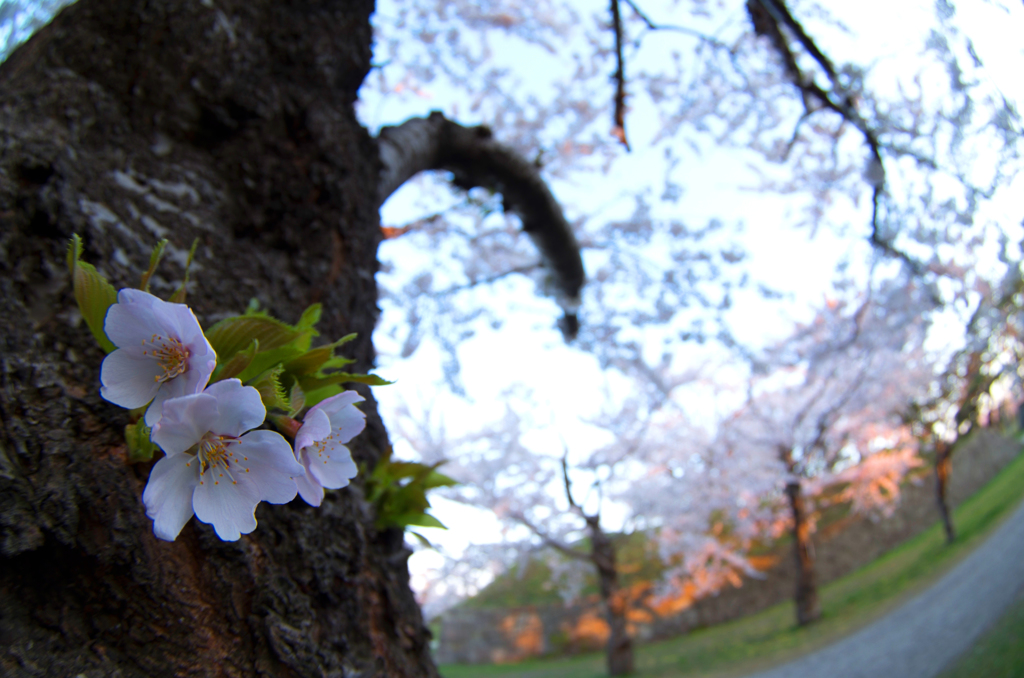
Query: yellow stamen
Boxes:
[
  {"xmin": 195, "ymin": 434, "xmax": 247, "ymax": 486},
  {"xmin": 141, "ymin": 334, "xmax": 191, "ymax": 383}
]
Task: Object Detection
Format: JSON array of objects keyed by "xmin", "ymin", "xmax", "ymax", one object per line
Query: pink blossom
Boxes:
[
  {"xmin": 100, "ymin": 289, "xmax": 217, "ymax": 426},
  {"xmin": 144, "ymin": 379, "xmax": 304, "ymax": 541},
  {"xmin": 293, "ymin": 391, "xmax": 365, "ymax": 506}
]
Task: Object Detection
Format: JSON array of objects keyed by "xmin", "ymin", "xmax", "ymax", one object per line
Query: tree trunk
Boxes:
[
  {"xmin": 0, "ymin": 1, "xmax": 438, "ymax": 676},
  {"xmin": 935, "ymin": 441, "xmax": 957, "ymax": 544},
  {"xmin": 588, "ymin": 518, "xmax": 633, "ymax": 676},
  {"xmin": 785, "ymin": 481, "xmax": 821, "ymax": 627}
]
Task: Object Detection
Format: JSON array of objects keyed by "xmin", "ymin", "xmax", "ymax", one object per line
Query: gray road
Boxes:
[{"xmin": 746, "ymin": 498, "xmax": 1024, "ymax": 678}]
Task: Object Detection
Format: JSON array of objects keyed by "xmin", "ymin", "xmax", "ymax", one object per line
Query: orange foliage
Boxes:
[
  {"xmin": 746, "ymin": 554, "xmax": 780, "ymax": 571},
  {"xmin": 380, "ymin": 225, "xmax": 413, "ymax": 239},
  {"xmin": 650, "ymin": 580, "xmax": 696, "ymax": 617},
  {"xmin": 565, "ymin": 610, "xmax": 610, "ymax": 647},
  {"xmin": 496, "ymin": 611, "xmax": 544, "ymax": 662}
]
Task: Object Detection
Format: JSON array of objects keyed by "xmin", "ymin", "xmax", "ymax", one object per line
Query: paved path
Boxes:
[{"xmin": 746, "ymin": 498, "xmax": 1024, "ymax": 678}]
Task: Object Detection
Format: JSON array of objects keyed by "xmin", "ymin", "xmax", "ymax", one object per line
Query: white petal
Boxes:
[
  {"xmin": 306, "ymin": 439, "xmax": 358, "ymax": 490},
  {"xmin": 143, "ymin": 374, "xmax": 192, "ymax": 427},
  {"xmin": 182, "ymin": 348, "xmax": 217, "ymax": 395},
  {"xmin": 152, "ymin": 393, "xmax": 219, "ymax": 455},
  {"xmin": 193, "ymin": 471, "xmax": 260, "ymax": 541},
  {"xmin": 165, "ymin": 304, "xmax": 217, "ymax": 390},
  {"xmin": 294, "ymin": 456, "xmax": 325, "ymax": 507},
  {"xmin": 324, "ymin": 405, "xmax": 366, "ymax": 445},
  {"xmin": 142, "ymin": 453, "xmax": 199, "ymax": 541},
  {"xmin": 100, "ymin": 349, "xmax": 162, "ymax": 409},
  {"xmin": 312, "ymin": 391, "xmax": 366, "ymax": 444},
  {"xmin": 164, "ymin": 302, "xmax": 208, "ymax": 348},
  {"xmin": 295, "ymin": 408, "xmax": 331, "ymax": 451},
  {"xmin": 236, "ymin": 430, "xmax": 304, "ymax": 504},
  {"xmin": 311, "ymin": 390, "xmax": 364, "ymax": 418},
  {"xmin": 204, "ymin": 380, "xmax": 265, "ymax": 436},
  {"xmin": 104, "ymin": 290, "xmax": 175, "ymax": 349},
  {"xmin": 116, "ymin": 287, "xmax": 161, "ymax": 308},
  {"xmin": 143, "ymin": 394, "xmax": 165, "ymax": 428}
]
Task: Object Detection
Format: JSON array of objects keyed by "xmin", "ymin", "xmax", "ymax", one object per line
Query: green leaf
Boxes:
[
  {"xmin": 235, "ymin": 345, "xmax": 305, "ymax": 384},
  {"xmin": 387, "ymin": 461, "xmax": 435, "ymax": 481},
  {"xmin": 249, "ymin": 365, "xmax": 289, "ymax": 411},
  {"xmin": 288, "ymin": 381, "xmax": 306, "ymax": 417},
  {"xmin": 212, "ymin": 339, "xmax": 259, "ymax": 382},
  {"xmin": 298, "ymin": 372, "xmax": 394, "ymax": 390},
  {"xmin": 67, "ymin": 234, "xmax": 118, "ymax": 353},
  {"xmin": 393, "ymin": 512, "xmax": 447, "ymax": 530},
  {"xmin": 139, "ymin": 238, "xmax": 168, "ymax": 293},
  {"xmin": 332, "ymin": 332, "xmax": 358, "ymax": 347},
  {"xmin": 422, "ymin": 470, "xmax": 459, "ymax": 490},
  {"xmin": 125, "ymin": 421, "xmax": 157, "ymax": 463},
  {"xmin": 205, "ymin": 315, "xmax": 309, "ymax": 362},
  {"xmin": 295, "ymin": 303, "xmax": 323, "ymax": 332},
  {"xmin": 282, "ymin": 344, "xmax": 337, "ymax": 378},
  {"xmin": 364, "ymin": 448, "xmax": 455, "ymax": 532},
  {"xmin": 303, "ymin": 384, "xmax": 343, "ymax": 408},
  {"xmin": 169, "ymin": 238, "xmax": 200, "ymax": 304},
  {"xmin": 281, "ymin": 334, "xmax": 361, "ymax": 378},
  {"xmin": 409, "ymin": 532, "xmax": 435, "ymax": 548},
  {"xmin": 321, "ymin": 355, "xmax": 356, "ymax": 370},
  {"xmin": 388, "ymin": 483, "xmax": 431, "ymax": 514}
]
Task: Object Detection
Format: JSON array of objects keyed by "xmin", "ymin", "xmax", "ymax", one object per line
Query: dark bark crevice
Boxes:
[{"xmin": 376, "ymin": 111, "xmax": 585, "ymax": 340}]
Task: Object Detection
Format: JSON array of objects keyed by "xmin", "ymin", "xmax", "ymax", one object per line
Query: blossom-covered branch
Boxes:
[{"xmin": 377, "ymin": 111, "xmax": 585, "ymax": 339}]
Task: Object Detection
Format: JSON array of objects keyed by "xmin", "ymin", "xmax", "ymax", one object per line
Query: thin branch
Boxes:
[
  {"xmin": 746, "ymin": 0, "xmax": 929, "ymax": 275},
  {"xmin": 610, "ymin": 0, "xmax": 631, "ymax": 151},
  {"xmin": 377, "ymin": 112, "xmax": 586, "ymax": 339},
  {"xmin": 869, "ymin": 186, "xmax": 927, "ymax": 280},
  {"xmin": 562, "ymin": 451, "xmax": 582, "ymax": 513},
  {"xmin": 758, "ymin": 0, "xmax": 836, "ymax": 80},
  {"xmin": 430, "ymin": 265, "xmax": 539, "ymax": 298},
  {"xmin": 622, "ymin": 0, "xmax": 734, "ymax": 49},
  {"xmin": 510, "ymin": 510, "xmax": 590, "ymax": 562}
]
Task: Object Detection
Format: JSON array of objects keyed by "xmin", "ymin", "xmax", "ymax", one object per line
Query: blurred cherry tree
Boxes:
[
  {"xmin": 364, "ymin": 0, "xmax": 1022, "ymax": 390},
  {"xmin": 359, "ymin": 0, "xmax": 1023, "ymax": 644}
]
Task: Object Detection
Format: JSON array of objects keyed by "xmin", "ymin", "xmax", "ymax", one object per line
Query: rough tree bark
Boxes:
[
  {"xmin": 586, "ymin": 515, "xmax": 633, "ymax": 677},
  {"xmin": 785, "ymin": 480, "xmax": 822, "ymax": 627},
  {"xmin": 0, "ymin": 0, "xmax": 439, "ymax": 676}
]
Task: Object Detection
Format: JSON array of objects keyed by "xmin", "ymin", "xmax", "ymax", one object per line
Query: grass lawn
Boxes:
[{"xmin": 440, "ymin": 445, "xmax": 1024, "ymax": 678}]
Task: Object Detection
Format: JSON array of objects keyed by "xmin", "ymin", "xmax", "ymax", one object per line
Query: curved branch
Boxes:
[
  {"xmin": 376, "ymin": 111, "xmax": 585, "ymax": 340},
  {"xmin": 611, "ymin": 0, "xmax": 631, "ymax": 151}
]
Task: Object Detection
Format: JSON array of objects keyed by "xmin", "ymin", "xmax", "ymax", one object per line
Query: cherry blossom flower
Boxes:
[
  {"xmin": 293, "ymin": 391, "xmax": 365, "ymax": 506},
  {"xmin": 100, "ymin": 289, "xmax": 217, "ymax": 426},
  {"xmin": 144, "ymin": 379, "xmax": 304, "ymax": 541}
]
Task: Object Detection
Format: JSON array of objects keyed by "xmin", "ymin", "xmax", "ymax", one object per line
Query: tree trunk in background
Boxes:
[
  {"xmin": 785, "ymin": 481, "xmax": 821, "ymax": 627},
  {"xmin": 935, "ymin": 441, "xmax": 957, "ymax": 544},
  {"xmin": 588, "ymin": 517, "xmax": 633, "ymax": 676},
  {"xmin": 0, "ymin": 1, "xmax": 438, "ymax": 676}
]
